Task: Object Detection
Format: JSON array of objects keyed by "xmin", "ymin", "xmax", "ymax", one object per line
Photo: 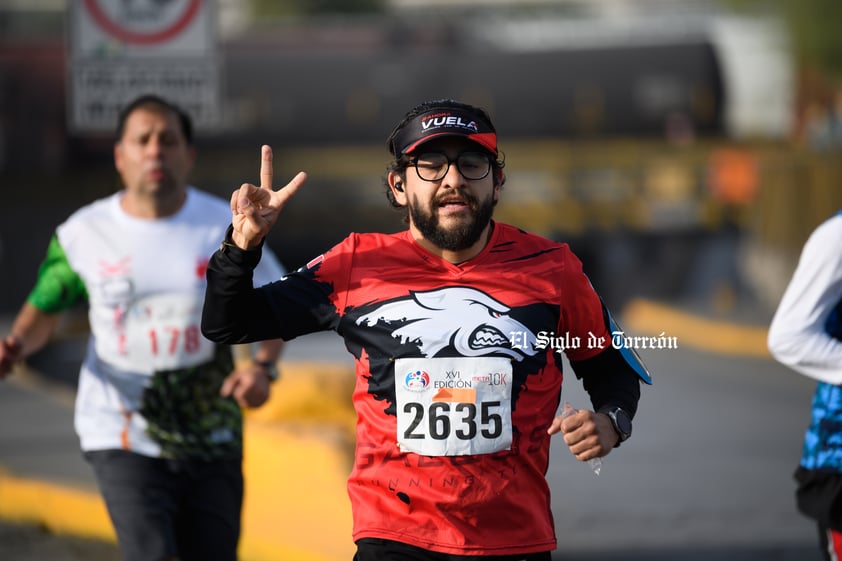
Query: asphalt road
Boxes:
[
  {"xmin": 548, "ymin": 343, "xmax": 822, "ymax": 560},
  {"xmin": 0, "ymin": 326, "xmax": 825, "ymax": 561}
]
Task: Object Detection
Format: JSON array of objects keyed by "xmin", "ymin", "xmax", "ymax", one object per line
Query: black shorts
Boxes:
[
  {"xmin": 85, "ymin": 449, "xmax": 243, "ymax": 561},
  {"xmin": 795, "ymin": 466, "xmax": 842, "ymax": 530},
  {"xmin": 355, "ymin": 538, "xmax": 553, "ymax": 561}
]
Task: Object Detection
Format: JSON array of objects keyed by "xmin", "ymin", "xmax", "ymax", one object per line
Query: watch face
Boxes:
[
  {"xmin": 257, "ymin": 361, "xmax": 279, "ymax": 381},
  {"xmin": 613, "ymin": 409, "xmax": 632, "ymax": 438}
]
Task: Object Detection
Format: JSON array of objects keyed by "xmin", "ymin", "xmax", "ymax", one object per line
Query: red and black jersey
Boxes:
[{"xmin": 203, "ymin": 221, "xmax": 639, "ymax": 556}]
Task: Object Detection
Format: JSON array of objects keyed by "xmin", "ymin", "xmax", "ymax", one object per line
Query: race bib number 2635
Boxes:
[{"xmin": 394, "ymin": 357, "xmax": 513, "ymax": 456}]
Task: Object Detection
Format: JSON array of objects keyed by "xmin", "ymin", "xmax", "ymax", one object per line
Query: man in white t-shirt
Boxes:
[{"xmin": 0, "ymin": 94, "xmax": 285, "ymax": 561}]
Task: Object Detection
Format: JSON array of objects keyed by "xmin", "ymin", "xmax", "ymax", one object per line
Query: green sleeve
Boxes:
[{"xmin": 26, "ymin": 235, "xmax": 88, "ymax": 313}]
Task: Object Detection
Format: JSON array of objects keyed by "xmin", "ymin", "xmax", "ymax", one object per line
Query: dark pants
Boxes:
[
  {"xmin": 85, "ymin": 449, "xmax": 243, "ymax": 561},
  {"xmin": 354, "ymin": 538, "xmax": 553, "ymax": 561}
]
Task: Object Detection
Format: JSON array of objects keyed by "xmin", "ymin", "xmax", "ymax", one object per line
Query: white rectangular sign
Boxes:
[{"xmin": 68, "ymin": 0, "xmax": 221, "ymax": 133}]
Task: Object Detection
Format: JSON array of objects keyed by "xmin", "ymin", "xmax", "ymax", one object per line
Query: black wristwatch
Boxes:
[
  {"xmin": 600, "ymin": 406, "xmax": 632, "ymax": 447},
  {"xmin": 255, "ymin": 360, "xmax": 280, "ymax": 382}
]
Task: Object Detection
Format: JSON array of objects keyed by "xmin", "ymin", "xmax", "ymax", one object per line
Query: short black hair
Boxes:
[{"xmin": 115, "ymin": 94, "xmax": 194, "ymax": 145}]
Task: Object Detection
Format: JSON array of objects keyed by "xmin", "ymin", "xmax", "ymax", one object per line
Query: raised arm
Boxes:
[
  {"xmin": 768, "ymin": 215, "xmax": 842, "ymax": 384},
  {"xmin": 230, "ymin": 145, "xmax": 307, "ymax": 249},
  {"xmin": 202, "ymin": 146, "xmax": 308, "ymax": 345}
]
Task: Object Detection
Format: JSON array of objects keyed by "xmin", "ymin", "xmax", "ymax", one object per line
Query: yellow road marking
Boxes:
[{"xmin": 622, "ymin": 298, "xmax": 770, "ymax": 358}]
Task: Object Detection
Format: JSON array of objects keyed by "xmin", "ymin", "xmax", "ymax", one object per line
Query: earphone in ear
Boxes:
[{"xmin": 394, "ymin": 181, "xmax": 403, "ymax": 192}]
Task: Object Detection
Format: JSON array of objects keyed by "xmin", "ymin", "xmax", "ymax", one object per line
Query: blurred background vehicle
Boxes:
[{"xmin": 2, "ymin": 0, "xmax": 840, "ymax": 317}]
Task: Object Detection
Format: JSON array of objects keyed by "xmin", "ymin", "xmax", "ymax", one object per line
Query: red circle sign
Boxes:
[{"xmin": 83, "ymin": 0, "xmax": 201, "ymax": 45}]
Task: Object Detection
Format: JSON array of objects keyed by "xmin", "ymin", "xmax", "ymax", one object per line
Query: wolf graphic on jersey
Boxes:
[
  {"xmin": 347, "ymin": 286, "xmax": 544, "ymax": 417},
  {"xmin": 356, "ymin": 286, "xmax": 540, "ymax": 360}
]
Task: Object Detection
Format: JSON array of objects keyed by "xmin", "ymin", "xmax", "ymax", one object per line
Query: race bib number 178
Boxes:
[
  {"xmin": 97, "ymin": 292, "xmax": 215, "ymax": 375},
  {"xmin": 394, "ymin": 357, "xmax": 513, "ymax": 456}
]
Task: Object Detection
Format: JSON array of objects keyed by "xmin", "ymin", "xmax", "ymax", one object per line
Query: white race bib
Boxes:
[
  {"xmin": 394, "ymin": 357, "xmax": 513, "ymax": 456},
  {"xmin": 97, "ymin": 292, "xmax": 215, "ymax": 374}
]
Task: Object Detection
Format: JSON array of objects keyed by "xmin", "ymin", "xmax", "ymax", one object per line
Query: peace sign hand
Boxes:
[{"xmin": 230, "ymin": 145, "xmax": 307, "ymax": 249}]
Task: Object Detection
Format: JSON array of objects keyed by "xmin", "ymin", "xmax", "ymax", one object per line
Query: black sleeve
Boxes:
[
  {"xmin": 201, "ymin": 228, "xmax": 336, "ymax": 344},
  {"xmin": 570, "ymin": 346, "xmax": 642, "ymax": 418}
]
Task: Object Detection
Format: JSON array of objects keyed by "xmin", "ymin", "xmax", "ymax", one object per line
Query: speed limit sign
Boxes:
[
  {"xmin": 69, "ymin": 0, "xmax": 221, "ymax": 133},
  {"xmin": 82, "ymin": 0, "xmax": 203, "ymax": 46}
]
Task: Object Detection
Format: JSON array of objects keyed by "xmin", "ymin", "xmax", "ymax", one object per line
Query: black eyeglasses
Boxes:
[{"xmin": 409, "ymin": 151, "xmax": 492, "ymax": 182}]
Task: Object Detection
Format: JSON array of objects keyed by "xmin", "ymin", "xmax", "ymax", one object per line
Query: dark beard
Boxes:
[{"xmin": 409, "ymin": 191, "xmax": 495, "ymax": 252}]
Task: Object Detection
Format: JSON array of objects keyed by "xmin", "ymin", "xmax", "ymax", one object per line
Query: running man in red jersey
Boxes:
[{"xmin": 202, "ymin": 99, "xmax": 652, "ymax": 560}]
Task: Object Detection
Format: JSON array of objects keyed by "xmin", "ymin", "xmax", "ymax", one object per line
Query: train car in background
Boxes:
[
  {"xmin": 0, "ymin": 11, "xmax": 799, "ymax": 312},
  {"xmin": 218, "ymin": 13, "xmax": 791, "ymax": 143},
  {"xmin": 210, "ymin": 13, "xmax": 795, "ymax": 309}
]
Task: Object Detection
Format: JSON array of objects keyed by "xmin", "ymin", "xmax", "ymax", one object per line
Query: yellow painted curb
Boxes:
[
  {"xmin": 0, "ymin": 361, "xmax": 358, "ymax": 561},
  {"xmin": 246, "ymin": 361, "xmax": 356, "ymax": 431},
  {"xmin": 239, "ymin": 421, "xmax": 354, "ymax": 561},
  {"xmin": 621, "ymin": 298, "xmax": 771, "ymax": 358},
  {"xmin": 239, "ymin": 360, "xmax": 356, "ymax": 561},
  {"xmin": 0, "ymin": 469, "xmax": 114, "ymax": 542}
]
